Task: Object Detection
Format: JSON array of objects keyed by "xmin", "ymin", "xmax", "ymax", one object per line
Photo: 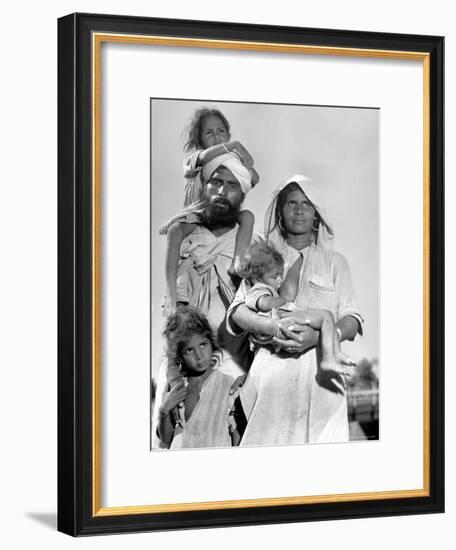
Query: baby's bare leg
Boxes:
[
  {"xmin": 303, "ymin": 308, "xmax": 336, "ymax": 361},
  {"xmin": 303, "ymin": 309, "xmax": 355, "ymax": 375}
]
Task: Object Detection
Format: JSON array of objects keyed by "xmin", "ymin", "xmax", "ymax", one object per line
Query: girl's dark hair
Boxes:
[
  {"xmin": 163, "ymin": 306, "xmax": 220, "ymax": 370},
  {"xmin": 274, "ymin": 182, "xmax": 320, "ymax": 239},
  {"xmin": 239, "ymin": 239, "xmax": 284, "ymax": 283},
  {"xmin": 184, "ymin": 108, "xmax": 230, "ymax": 152}
]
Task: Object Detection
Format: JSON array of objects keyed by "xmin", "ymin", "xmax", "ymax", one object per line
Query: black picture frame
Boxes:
[{"xmin": 58, "ymin": 12, "xmax": 444, "ymax": 536}]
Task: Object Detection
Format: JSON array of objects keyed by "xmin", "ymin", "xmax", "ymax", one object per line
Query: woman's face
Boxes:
[{"xmin": 281, "ymin": 189, "xmax": 316, "ymax": 236}]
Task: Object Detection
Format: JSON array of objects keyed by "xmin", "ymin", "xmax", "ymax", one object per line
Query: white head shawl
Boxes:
[
  {"xmin": 264, "ymin": 175, "xmax": 334, "ymax": 257},
  {"xmin": 202, "ymin": 152, "xmax": 252, "ymax": 195}
]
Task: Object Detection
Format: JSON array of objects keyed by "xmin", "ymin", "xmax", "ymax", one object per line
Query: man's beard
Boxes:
[{"xmin": 200, "ymin": 198, "xmax": 240, "ymax": 230}]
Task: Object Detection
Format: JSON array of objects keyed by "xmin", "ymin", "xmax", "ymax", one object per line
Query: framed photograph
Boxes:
[{"xmin": 58, "ymin": 13, "xmax": 444, "ymax": 536}]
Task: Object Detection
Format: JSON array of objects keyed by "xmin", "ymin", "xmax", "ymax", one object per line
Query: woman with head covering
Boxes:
[{"xmin": 227, "ymin": 175, "xmax": 363, "ymax": 445}]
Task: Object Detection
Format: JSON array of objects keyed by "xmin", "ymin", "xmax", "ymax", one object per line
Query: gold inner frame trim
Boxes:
[
  {"xmin": 95, "ymin": 488, "xmax": 428, "ymax": 517},
  {"xmin": 422, "ymin": 54, "xmax": 431, "ymax": 496},
  {"xmin": 92, "ymin": 32, "xmax": 431, "ymax": 517}
]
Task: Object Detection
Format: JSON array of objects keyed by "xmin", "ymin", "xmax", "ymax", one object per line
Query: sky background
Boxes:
[{"xmin": 151, "ymin": 99, "xmax": 379, "ymax": 379}]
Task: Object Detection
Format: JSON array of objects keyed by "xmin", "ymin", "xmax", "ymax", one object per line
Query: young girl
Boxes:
[
  {"xmin": 238, "ymin": 239, "xmax": 356, "ymax": 376},
  {"xmin": 160, "ymin": 108, "xmax": 259, "ymax": 314},
  {"xmin": 157, "ymin": 307, "xmax": 241, "ymax": 449},
  {"xmin": 182, "ymin": 107, "xmax": 259, "ymax": 206}
]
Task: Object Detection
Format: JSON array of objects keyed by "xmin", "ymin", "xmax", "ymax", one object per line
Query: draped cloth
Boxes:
[
  {"xmin": 227, "ymin": 175, "xmax": 363, "ymax": 446},
  {"xmin": 170, "ymin": 368, "xmax": 236, "ymax": 449},
  {"xmin": 176, "ymin": 225, "xmax": 236, "ymax": 317}
]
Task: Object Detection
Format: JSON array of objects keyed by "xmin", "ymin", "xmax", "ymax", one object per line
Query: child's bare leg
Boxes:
[
  {"xmin": 165, "ymin": 222, "xmax": 196, "ymax": 313},
  {"xmin": 303, "ymin": 309, "xmax": 355, "ymax": 375},
  {"xmin": 231, "ymin": 210, "xmax": 254, "ymax": 275}
]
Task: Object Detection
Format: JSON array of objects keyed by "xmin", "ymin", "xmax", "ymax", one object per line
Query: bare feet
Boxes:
[
  {"xmin": 320, "ymin": 357, "xmax": 356, "ymax": 377},
  {"xmin": 337, "ymin": 350, "xmax": 356, "ymax": 367}
]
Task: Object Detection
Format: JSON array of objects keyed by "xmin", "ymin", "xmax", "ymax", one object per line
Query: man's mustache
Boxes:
[{"xmin": 211, "ymin": 197, "xmax": 230, "ymax": 206}]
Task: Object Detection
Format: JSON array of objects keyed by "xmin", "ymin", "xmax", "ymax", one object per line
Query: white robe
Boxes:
[{"xmin": 228, "ymin": 243, "xmax": 363, "ymax": 446}]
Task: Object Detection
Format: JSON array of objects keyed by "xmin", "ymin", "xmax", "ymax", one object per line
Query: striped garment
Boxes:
[{"xmin": 170, "ymin": 370, "xmax": 235, "ymax": 449}]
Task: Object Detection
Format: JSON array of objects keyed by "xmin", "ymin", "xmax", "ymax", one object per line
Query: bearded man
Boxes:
[
  {"xmin": 152, "ymin": 153, "xmax": 254, "ymax": 447},
  {"xmin": 173, "ymin": 158, "xmax": 249, "ymax": 338}
]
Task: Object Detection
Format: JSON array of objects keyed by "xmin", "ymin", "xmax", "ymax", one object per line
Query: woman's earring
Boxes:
[
  {"xmin": 312, "ymin": 218, "xmax": 320, "ymax": 232},
  {"xmin": 278, "ymin": 217, "xmax": 285, "ymax": 231}
]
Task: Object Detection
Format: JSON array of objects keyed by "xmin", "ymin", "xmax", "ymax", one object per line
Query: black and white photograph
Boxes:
[{"xmin": 150, "ymin": 98, "xmax": 379, "ymax": 451}]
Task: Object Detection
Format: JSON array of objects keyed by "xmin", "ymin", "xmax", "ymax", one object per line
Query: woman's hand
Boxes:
[{"xmin": 273, "ymin": 316, "xmax": 319, "ymax": 354}]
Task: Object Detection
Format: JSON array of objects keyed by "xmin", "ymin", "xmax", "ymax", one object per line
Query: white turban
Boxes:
[{"xmin": 202, "ymin": 152, "xmax": 252, "ymax": 195}]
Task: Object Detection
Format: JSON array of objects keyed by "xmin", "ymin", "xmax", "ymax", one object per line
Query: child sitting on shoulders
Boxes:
[
  {"xmin": 157, "ymin": 307, "xmax": 241, "ymax": 449},
  {"xmin": 238, "ymin": 239, "xmax": 355, "ymax": 375},
  {"xmin": 181, "ymin": 107, "xmax": 259, "ymax": 206},
  {"xmin": 159, "ymin": 108, "xmax": 260, "ymax": 314}
]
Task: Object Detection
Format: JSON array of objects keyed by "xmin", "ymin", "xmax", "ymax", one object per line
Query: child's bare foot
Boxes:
[
  {"xmin": 320, "ymin": 358, "xmax": 355, "ymax": 377},
  {"xmin": 337, "ymin": 350, "xmax": 356, "ymax": 367}
]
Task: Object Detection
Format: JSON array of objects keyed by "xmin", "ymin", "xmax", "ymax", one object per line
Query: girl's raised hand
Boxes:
[
  {"xmin": 162, "ymin": 381, "xmax": 187, "ymax": 414},
  {"xmin": 226, "ymin": 141, "xmax": 254, "ymax": 168}
]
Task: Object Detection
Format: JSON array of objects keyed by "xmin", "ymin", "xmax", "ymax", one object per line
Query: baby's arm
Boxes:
[
  {"xmin": 256, "ymin": 294, "xmax": 288, "ymax": 312},
  {"xmin": 231, "ymin": 210, "xmax": 254, "ymax": 275},
  {"xmin": 165, "ymin": 222, "xmax": 197, "ymax": 312}
]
